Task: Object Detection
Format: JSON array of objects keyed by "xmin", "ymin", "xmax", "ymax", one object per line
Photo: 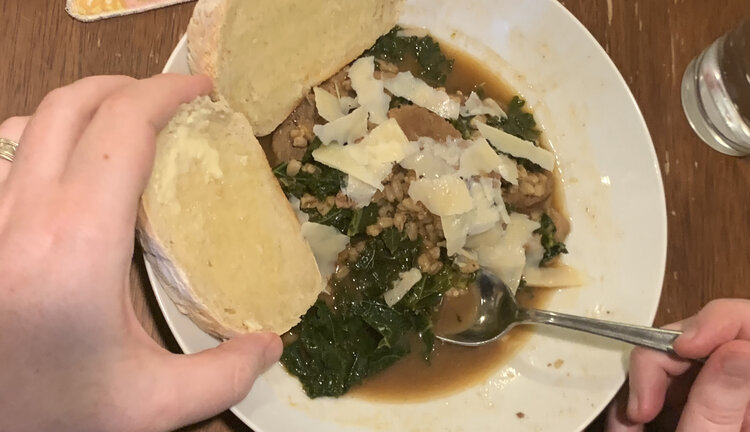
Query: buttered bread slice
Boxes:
[
  {"xmin": 138, "ymin": 96, "xmax": 322, "ymax": 338},
  {"xmin": 187, "ymin": 0, "xmax": 403, "ymax": 136}
]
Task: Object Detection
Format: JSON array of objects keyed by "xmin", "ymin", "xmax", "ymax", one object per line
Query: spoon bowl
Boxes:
[{"xmin": 436, "ymin": 272, "xmax": 683, "ymax": 355}]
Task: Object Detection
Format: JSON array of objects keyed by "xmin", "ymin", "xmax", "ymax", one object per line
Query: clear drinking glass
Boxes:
[{"xmin": 682, "ymin": 19, "xmax": 750, "ymax": 156}]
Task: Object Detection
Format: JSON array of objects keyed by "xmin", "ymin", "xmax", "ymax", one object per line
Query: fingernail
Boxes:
[
  {"xmin": 680, "ymin": 324, "xmax": 697, "ymax": 341},
  {"xmin": 627, "ymin": 390, "xmax": 639, "ymax": 420},
  {"xmin": 721, "ymin": 357, "xmax": 750, "ymax": 380}
]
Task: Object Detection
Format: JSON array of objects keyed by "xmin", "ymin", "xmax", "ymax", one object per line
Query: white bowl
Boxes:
[{"xmin": 151, "ymin": 0, "xmax": 666, "ymax": 430}]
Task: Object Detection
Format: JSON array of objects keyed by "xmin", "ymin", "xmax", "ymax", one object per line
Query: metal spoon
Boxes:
[{"xmin": 436, "ymin": 272, "xmax": 682, "ymax": 355}]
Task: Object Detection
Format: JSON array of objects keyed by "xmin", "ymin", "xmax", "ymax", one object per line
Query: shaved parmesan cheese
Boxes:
[
  {"xmin": 399, "ymin": 136, "xmax": 468, "ymax": 178},
  {"xmin": 478, "ymin": 177, "xmax": 510, "ymax": 224},
  {"xmin": 476, "ymin": 122, "xmax": 555, "ymax": 171},
  {"xmin": 349, "ymin": 57, "xmax": 390, "ymax": 124},
  {"xmin": 339, "ymin": 96, "xmax": 359, "ymax": 113},
  {"xmin": 441, "ymin": 180, "xmax": 505, "ymax": 255},
  {"xmin": 400, "ymin": 139, "xmax": 456, "ymax": 178},
  {"xmin": 344, "ymin": 175, "xmax": 377, "ymax": 208},
  {"xmin": 408, "ymin": 175, "xmax": 473, "ymax": 216},
  {"xmin": 441, "ymin": 214, "xmax": 470, "ymax": 256},
  {"xmin": 523, "ymin": 265, "xmax": 586, "ymax": 288},
  {"xmin": 383, "ymin": 268, "xmax": 423, "ymax": 306},
  {"xmin": 288, "ymin": 196, "xmax": 309, "ymax": 224},
  {"xmin": 460, "ymin": 92, "xmax": 507, "ymax": 118},
  {"xmin": 496, "ymin": 153, "xmax": 519, "ymax": 185},
  {"xmin": 313, "ymin": 87, "xmax": 345, "ymax": 122},
  {"xmin": 475, "ymin": 213, "xmax": 540, "ymax": 293},
  {"xmin": 396, "ymin": 27, "xmax": 428, "ymax": 38},
  {"xmin": 465, "ymin": 182, "xmax": 501, "ymax": 235},
  {"xmin": 433, "ymin": 137, "xmax": 464, "ymax": 166},
  {"xmin": 457, "ymin": 138, "xmax": 503, "ymax": 178},
  {"xmin": 465, "ymin": 222, "xmax": 505, "ymax": 250},
  {"xmin": 300, "ymin": 222, "xmax": 350, "ymax": 283},
  {"xmin": 313, "ymin": 118, "xmax": 411, "ymax": 188},
  {"xmin": 383, "ymin": 72, "xmax": 460, "ymax": 119},
  {"xmin": 524, "ymin": 236, "xmax": 545, "ymax": 268},
  {"xmin": 313, "ymin": 106, "xmax": 368, "ymax": 146}
]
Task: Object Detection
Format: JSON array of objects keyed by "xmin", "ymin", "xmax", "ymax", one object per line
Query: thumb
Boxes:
[
  {"xmin": 677, "ymin": 340, "xmax": 750, "ymax": 432},
  {"xmin": 153, "ymin": 332, "xmax": 282, "ymax": 431}
]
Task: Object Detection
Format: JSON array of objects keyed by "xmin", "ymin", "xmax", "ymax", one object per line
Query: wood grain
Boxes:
[{"xmin": 1, "ymin": 1, "xmax": 748, "ymax": 431}]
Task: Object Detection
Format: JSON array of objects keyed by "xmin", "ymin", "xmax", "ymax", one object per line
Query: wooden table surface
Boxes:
[{"xmin": 2, "ymin": 1, "xmax": 748, "ymax": 430}]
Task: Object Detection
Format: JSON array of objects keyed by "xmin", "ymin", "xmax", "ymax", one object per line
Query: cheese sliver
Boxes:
[
  {"xmin": 313, "ymin": 118, "xmax": 411, "ymax": 188},
  {"xmin": 464, "ymin": 181, "xmax": 501, "ymax": 235},
  {"xmin": 478, "ymin": 177, "xmax": 510, "ymax": 225},
  {"xmin": 288, "ymin": 196, "xmax": 310, "ymax": 224},
  {"xmin": 398, "ymin": 136, "xmax": 464, "ymax": 178},
  {"xmin": 476, "ymin": 122, "xmax": 555, "ymax": 171},
  {"xmin": 313, "ymin": 106, "xmax": 368, "ymax": 146},
  {"xmin": 457, "ymin": 137, "xmax": 504, "ymax": 179},
  {"xmin": 523, "ymin": 265, "xmax": 586, "ymax": 288},
  {"xmin": 496, "ymin": 153, "xmax": 519, "ymax": 186},
  {"xmin": 408, "ymin": 175, "xmax": 473, "ymax": 216},
  {"xmin": 460, "ymin": 91, "xmax": 506, "ymax": 118},
  {"xmin": 339, "ymin": 96, "xmax": 359, "ymax": 113},
  {"xmin": 400, "ymin": 150, "xmax": 455, "ymax": 178},
  {"xmin": 442, "ymin": 180, "xmax": 504, "ymax": 256},
  {"xmin": 349, "ymin": 56, "xmax": 390, "ymax": 124},
  {"xmin": 313, "ymin": 87, "xmax": 346, "ymax": 122},
  {"xmin": 300, "ymin": 222, "xmax": 350, "ymax": 283},
  {"xmin": 383, "ymin": 71, "xmax": 460, "ymax": 119},
  {"xmin": 441, "ymin": 214, "xmax": 470, "ymax": 256},
  {"xmin": 383, "ymin": 268, "xmax": 422, "ymax": 306},
  {"xmin": 344, "ymin": 175, "xmax": 378, "ymax": 208},
  {"xmin": 475, "ymin": 213, "xmax": 540, "ymax": 293},
  {"xmin": 465, "ymin": 222, "xmax": 504, "ymax": 250}
]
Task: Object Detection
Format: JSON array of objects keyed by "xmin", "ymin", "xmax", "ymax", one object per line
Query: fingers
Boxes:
[
  {"xmin": 63, "ymin": 74, "xmax": 212, "ymax": 229},
  {"xmin": 626, "ymin": 346, "xmax": 693, "ymax": 423},
  {"xmin": 605, "ymin": 384, "xmax": 645, "ymax": 432},
  {"xmin": 675, "ymin": 299, "xmax": 750, "ymax": 359},
  {"xmin": 151, "ymin": 333, "xmax": 282, "ymax": 431},
  {"xmin": 0, "ymin": 116, "xmax": 29, "ymax": 183},
  {"xmin": 677, "ymin": 340, "xmax": 750, "ymax": 431},
  {"xmin": 14, "ymin": 76, "xmax": 136, "ymax": 181}
]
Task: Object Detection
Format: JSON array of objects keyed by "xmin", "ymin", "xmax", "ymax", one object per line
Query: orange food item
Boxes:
[{"xmin": 66, "ymin": 0, "xmax": 193, "ymax": 21}]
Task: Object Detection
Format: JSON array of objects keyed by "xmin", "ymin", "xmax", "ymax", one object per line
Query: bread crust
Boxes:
[{"xmin": 187, "ymin": 0, "xmax": 404, "ymax": 136}]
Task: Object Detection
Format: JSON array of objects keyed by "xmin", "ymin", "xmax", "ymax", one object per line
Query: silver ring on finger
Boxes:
[{"xmin": 0, "ymin": 138, "xmax": 19, "ymax": 163}]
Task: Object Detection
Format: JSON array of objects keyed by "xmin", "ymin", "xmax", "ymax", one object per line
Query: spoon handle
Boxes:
[{"xmin": 522, "ymin": 308, "xmax": 682, "ymax": 354}]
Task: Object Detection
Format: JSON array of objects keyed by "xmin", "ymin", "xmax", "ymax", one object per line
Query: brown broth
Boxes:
[{"xmin": 350, "ymin": 288, "xmax": 553, "ymax": 402}]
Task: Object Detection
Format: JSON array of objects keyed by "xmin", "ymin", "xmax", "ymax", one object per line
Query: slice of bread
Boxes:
[
  {"xmin": 187, "ymin": 0, "xmax": 403, "ymax": 136},
  {"xmin": 138, "ymin": 96, "xmax": 323, "ymax": 338}
]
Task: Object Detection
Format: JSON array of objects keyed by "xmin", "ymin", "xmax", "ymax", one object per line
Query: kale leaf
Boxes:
[
  {"xmin": 486, "ymin": 96, "xmax": 540, "ymax": 143},
  {"xmin": 534, "ymin": 213, "xmax": 568, "ymax": 266},
  {"xmin": 272, "ymin": 137, "xmax": 347, "ymax": 200},
  {"xmin": 280, "ymin": 300, "xmax": 409, "ymax": 398},
  {"xmin": 305, "ymin": 206, "xmax": 354, "ymax": 233},
  {"xmin": 449, "ymin": 115, "xmax": 477, "ymax": 139},
  {"xmin": 346, "ymin": 203, "xmax": 380, "ymax": 236},
  {"xmin": 389, "ymin": 95, "xmax": 413, "ymax": 110},
  {"xmin": 365, "ymin": 26, "xmax": 454, "ymax": 86},
  {"xmin": 364, "ymin": 26, "xmax": 412, "ymax": 64},
  {"xmin": 413, "ymin": 35, "xmax": 454, "ymax": 86}
]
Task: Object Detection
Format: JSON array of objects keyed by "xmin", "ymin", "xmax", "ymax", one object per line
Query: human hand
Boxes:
[
  {"xmin": 0, "ymin": 75, "xmax": 282, "ymax": 432},
  {"xmin": 606, "ymin": 299, "xmax": 750, "ymax": 431}
]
